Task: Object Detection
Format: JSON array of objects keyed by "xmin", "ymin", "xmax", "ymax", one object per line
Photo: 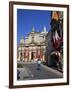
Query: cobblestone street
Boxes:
[{"xmin": 17, "ymin": 62, "xmax": 63, "ymax": 80}]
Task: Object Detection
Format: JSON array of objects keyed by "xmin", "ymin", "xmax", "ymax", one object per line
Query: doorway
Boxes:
[
  {"xmin": 50, "ymin": 54, "xmax": 57, "ymax": 67},
  {"xmin": 31, "ymin": 52, "xmax": 34, "ymax": 60}
]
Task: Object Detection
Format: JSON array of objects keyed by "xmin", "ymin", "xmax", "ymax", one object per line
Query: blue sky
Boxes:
[{"xmin": 17, "ymin": 9, "xmax": 51, "ymax": 44}]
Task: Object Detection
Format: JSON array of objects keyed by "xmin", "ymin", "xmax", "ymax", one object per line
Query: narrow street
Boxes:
[{"xmin": 17, "ymin": 62, "xmax": 63, "ymax": 80}]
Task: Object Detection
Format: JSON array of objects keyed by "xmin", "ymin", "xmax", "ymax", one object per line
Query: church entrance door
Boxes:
[{"xmin": 31, "ymin": 52, "xmax": 34, "ymax": 60}]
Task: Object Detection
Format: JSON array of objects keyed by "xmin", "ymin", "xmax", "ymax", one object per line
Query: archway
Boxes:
[{"xmin": 31, "ymin": 52, "xmax": 34, "ymax": 60}]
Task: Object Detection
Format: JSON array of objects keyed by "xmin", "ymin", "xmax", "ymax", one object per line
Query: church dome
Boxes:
[
  {"xmin": 31, "ymin": 27, "xmax": 35, "ymax": 34},
  {"xmin": 20, "ymin": 37, "xmax": 24, "ymax": 44}
]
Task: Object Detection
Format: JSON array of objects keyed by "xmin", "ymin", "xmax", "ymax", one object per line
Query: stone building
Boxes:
[
  {"xmin": 17, "ymin": 26, "xmax": 48, "ymax": 62},
  {"xmin": 45, "ymin": 30, "xmax": 56, "ymax": 66},
  {"xmin": 46, "ymin": 11, "xmax": 63, "ymax": 69}
]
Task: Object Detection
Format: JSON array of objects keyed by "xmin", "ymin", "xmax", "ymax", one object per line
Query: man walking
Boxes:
[{"xmin": 37, "ymin": 58, "xmax": 41, "ymax": 70}]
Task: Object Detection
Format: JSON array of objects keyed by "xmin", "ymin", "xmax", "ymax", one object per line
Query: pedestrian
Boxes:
[
  {"xmin": 56, "ymin": 52, "xmax": 62, "ymax": 71},
  {"xmin": 37, "ymin": 58, "xmax": 41, "ymax": 70}
]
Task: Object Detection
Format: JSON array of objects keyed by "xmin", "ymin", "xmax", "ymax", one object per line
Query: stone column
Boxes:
[
  {"xmin": 22, "ymin": 51, "xmax": 24, "ymax": 61},
  {"xmin": 29, "ymin": 50, "xmax": 31, "ymax": 61},
  {"xmin": 18, "ymin": 51, "xmax": 20, "ymax": 61},
  {"xmin": 36, "ymin": 48, "xmax": 38, "ymax": 59}
]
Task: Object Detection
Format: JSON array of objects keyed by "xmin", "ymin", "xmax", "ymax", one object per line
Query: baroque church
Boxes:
[{"xmin": 17, "ymin": 26, "xmax": 48, "ymax": 62}]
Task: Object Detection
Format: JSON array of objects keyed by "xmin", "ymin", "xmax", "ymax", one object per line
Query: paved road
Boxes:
[{"xmin": 17, "ymin": 62, "xmax": 63, "ymax": 80}]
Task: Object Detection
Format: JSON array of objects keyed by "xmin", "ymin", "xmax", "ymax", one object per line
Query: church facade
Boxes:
[{"xmin": 17, "ymin": 27, "xmax": 48, "ymax": 62}]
